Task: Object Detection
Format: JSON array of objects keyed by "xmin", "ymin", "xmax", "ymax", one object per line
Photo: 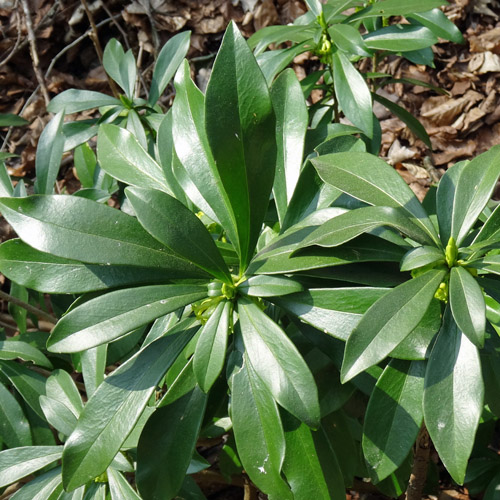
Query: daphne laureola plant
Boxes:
[{"xmin": 1, "ymin": 0, "xmax": 500, "ymax": 499}]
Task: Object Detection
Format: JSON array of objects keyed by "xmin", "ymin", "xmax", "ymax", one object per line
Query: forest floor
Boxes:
[{"xmin": 1, "ymin": 0, "xmax": 500, "ymax": 498}]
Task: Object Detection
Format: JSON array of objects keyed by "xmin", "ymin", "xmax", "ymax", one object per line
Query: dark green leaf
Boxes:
[
  {"xmin": 400, "ymin": 246, "xmax": 444, "ymax": 272},
  {"xmin": 172, "ymin": 60, "xmax": 235, "ymax": 232},
  {"xmin": 97, "ymin": 125, "xmax": 171, "ymax": 193},
  {"xmin": 80, "ymin": 345, "xmax": 107, "ymax": 398},
  {"xmin": 363, "ymin": 25, "xmax": 437, "ymax": 52},
  {"xmin": 137, "ymin": 387, "xmax": 207, "ymax": 499},
  {"xmin": 205, "ymin": 22, "xmax": 276, "ymax": 270},
  {"xmin": 449, "ymin": 267, "xmax": 485, "ymax": 347},
  {"xmin": 346, "ymin": 0, "xmax": 446, "ymax": 21},
  {"xmin": 271, "ymin": 287, "xmax": 387, "ymax": 341},
  {"xmin": 438, "ymin": 146, "xmax": 500, "ymax": 246},
  {"xmin": 372, "ymin": 93, "xmax": 432, "ymax": 149},
  {"xmin": 48, "ymin": 284, "xmax": 207, "ymax": 352},
  {"xmin": 0, "ymin": 382, "xmax": 32, "ymax": 448},
  {"xmin": 229, "ymin": 352, "xmax": 293, "ymax": 499},
  {"xmin": 363, "ymin": 360, "xmax": 425, "ymax": 482},
  {"xmin": 248, "ymin": 25, "xmax": 316, "ymax": 54},
  {"xmin": 45, "ymin": 369, "xmax": 83, "ymax": 418},
  {"xmin": 238, "ymin": 298, "xmax": 320, "ymax": 427},
  {"xmin": 193, "ymin": 301, "xmax": 231, "ymax": 392},
  {"xmin": 332, "ymin": 51, "xmax": 373, "ymax": 138},
  {"xmin": 126, "ymin": 186, "xmax": 231, "ymax": 282},
  {"xmin": 341, "ymin": 269, "xmax": 446, "ymax": 382},
  {"xmin": 73, "ymin": 143, "xmax": 96, "ymax": 189},
  {"xmin": 257, "ymin": 42, "xmax": 311, "ymax": 84},
  {"xmin": 47, "ymin": 90, "xmax": 120, "ymax": 114},
  {"xmin": 62, "ymin": 329, "xmax": 195, "ymax": 491},
  {"xmin": 0, "ymin": 446, "xmax": 62, "ymax": 488},
  {"xmin": 329, "ymin": 24, "xmax": 372, "ymax": 57},
  {"xmin": 0, "ymin": 195, "xmax": 206, "ymax": 276},
  {"xmin": 311, "ymin": 152, "xmax": 439, "ymax": 245},
  {"xmin": 239, "ymin": 275, "xmax": 304, "ymax": 297},
  {"xmin": 34, "ymin": 111, "xmax": 65, "ymax": 195},
  {"xmin": 298, "ymin": 205, "xmax": 434, "ymax": 249},
  {"xmin": 424, "ymin": 307, "xmax": 483, "ymax": 484},
  {"xmin": 0, "ymin": 113, "xmax": 29, "ymax": 126},
  {"xmin": 271, "ymin": 69, "xmax": 308, "ymax": 226},
  {"xmin": 408, "ymin": 9, "xmax": 464, "ymax": 44},
  {"xmin": 149, "ymin": 31, "xmax": 191, "ymax": 105},
  {"xmin": 0, "ymin": 361, "xmax": 46, "ymax": 419},
  {"xmin": 282, "ymin": 412, "xmax": 345, "ymax": 500},
  {"xmin": 0, "ymin": 239, "xmax": 183, "ymax": 294}
]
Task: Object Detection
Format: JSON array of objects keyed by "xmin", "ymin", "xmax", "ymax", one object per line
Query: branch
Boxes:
[
  {"xmin": 406, "ymin": 423, "xmax": 431, "ymax": 500},
  {"xmin": 19, "ymin": 0, "xmax": 50, "ymax": 107},
  {"xmin": 0, "ymin": 289, "xmax": 57, "ymax": 324}
]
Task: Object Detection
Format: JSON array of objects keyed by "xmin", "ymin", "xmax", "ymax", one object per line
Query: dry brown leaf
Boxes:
[
  {"xmin": 386, "ymin": 139, "xmax": 416, "ymax": 165},
  {"xmin": 421, "ymin": 90, "xmax": 483, "ymax": 126},
  {"xmin": 469, "ymin": 27, "xmax": 500, "ymax": 53},
  {"xmin": 469, "ymin": 51, "xmax": 500, "ymax": 74},
  {"xmin": 433, "ymin": 139, "xmax": 476, "ymax": 165}
]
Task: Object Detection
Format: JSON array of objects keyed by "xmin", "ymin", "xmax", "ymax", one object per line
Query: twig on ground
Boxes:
[
  {"xmin": 19, "ymin": 0, "xmax": 51, "ymax": 107},
  {"xmin": 0, "ymin": 289, "xmax": 57, "ymax": 324},
  {"xmin": 80, "ymin": 0, "xmax": 120, "ymax": 98},
  {"xmin": 0, "ymin": 1, "xmax": 22, "ymax": 68}
]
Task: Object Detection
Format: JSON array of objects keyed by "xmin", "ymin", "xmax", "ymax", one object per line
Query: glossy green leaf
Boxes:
[
  {"xmin": 148, "ymin": 31, "xmax": 191, "ymax": 105},
  {"xmin": 205, "ymin": 22, "xmax": 276, "ymax": 270},
  {"xmin": 332, "ymin": 51, "xmax": 373, "ymax": 138},
  {"xmin": 0, "ymin": 339, "xmax": 52, "ymax": 369},
  {"xmin": 229, "ymin": 351, "xmax": 293, "ymax": 500},
  {"xmin": 408, "ymin": 8, "xmax": 464, "ymax": 44},
  {"xmin": 34, "ymin": 111, "xmax": 65, "ymax": 195},
  {"xmin": 47, "ymin": 90, "xmax": 120, "ymax": 114},
  {"xmin": 449, "ymin": 266, "xmax": 486, "ymax": 347},
  {"xmin": 62, "ymin": 329, "xmax": 195, "ymax": 491},
  {"xmin": 341, "ymin": 269, "xmax": 446, "ymax": 382},
  {"xmin": 363, "ymin": 359, "xmax": 425, "ymax": 482},
  {"xmin": 0, "ymin": 361, "xmax": 46, "ymax": 419},
  {"xmin": 0, "ymin": 159, "xmax": 13, "ymax": 196},
  {"xmin": 126, "ymin": 186, "xmax": 231, "ymax": 282},
  {"xmin": 282, "ymin": 412, "xmax": 345, "ymax": 500},
  {"xmin": 438, "ymin": 146, "xmax": 500, "ymax": 246},
  {"xmin": 39, "ymin": 396, "xmax": 77, "ymax": 436},
  {"xmin": 400, "ymin": 246, "xmax": 444, "ymax": 272},
  {"xmin": 328, "ymin": 24, "xmax": 372, "ymax": 57},
  {"xmin": 8, "ymin": 281, "xmax": 28, "ymax": 334},
  {"xmin": 0, "ymin": 446, "xmax": 63, "ymax": 488},
  {"xmin": 248, "ymin": 25, "xmax": 316, "ymax": 54},
  {"xmin": 311, "ymin": 152, "xmax": 439, "ymax": 245},
  {"xmin": 107, "ymin": 469, "xmax": 141, "ymax": 500},
  {"xmin": 193, "ymin": 301, "xmax": 230, "ymax": 392},
  {"xmin": 372, "ymin": 93, "xmax": 432, "ymax": 149},
  {"xmin": 238, "ymin": 298, "xmax": 320, "ymax": 427},
  {"xmin": 424, "ymin": 307, "xmax": 483, "ymax": 484},
  {"xmin": 363, "ymin": 25, "xmax": 437, "ymax": 52},
  {"xmin": 137, "ymin": 387, "xmax": 207, "ymax": 499},
  {"xmin": 238, "ymin": 275, "xmax": 304, "ymax": 297},
  {"xmin": 272, "ymin": 287, "xmax": 388, "ymax": 341},
  {"xmin": 48, "ymin": 284, "xmax": 207, "ymax": 352},
  {"xmin": 103, "ymin": 39, "xmax": 136, "ymax": 97},
  {"xmin": 346, "ymin": 0, "xmax": 445, "ymax": 21},
  {"xmin": 470, "ymin": 203, "xmax": 500, "ymax": 252},
  {"xmin": 97, "ymin": 125, "xmax": 171, "ymax": 193},
  {"xmin": 0, "ymin": 382, "xmax": 32, "ymax": 448},
  {"xmin": 470, "ymin": 256, "xmax": 500, "ymax": 276},
  {"xmin": 172, "ymin": 60, "xmax": 234, "ymax": 231},
  {"xmin": 0, "ymin": 239, "xmax": 182, "ymax": 294},
  {"xmin": 271, "ymin": 69, "xmax": 308, "ymax": 226},
  {"xmin": 389, "ymin": 298, "xmax": 442, "ymax": 360},
  {"xmin": 10, "ymin": 466, "xmax": 62, "ymax": 500},
  {"xmin": 126, "ymin": 109, "xmax": 147, "ymax": 149},
  {"xmin": 298, "ymin": 205, "xmax": 434, "ymax": 249},
  {"xmin": 45, "ymin": 369, "xmax": 83, "ymax": 418},
  {"xmin": 0, "ymin": 195, "xmax": 205, "ymax": 276}
]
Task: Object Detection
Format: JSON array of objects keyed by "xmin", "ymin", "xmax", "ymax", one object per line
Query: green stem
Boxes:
[{"xmin": 0, "ymin": 289, "xmax": 56, "ymax": 324}]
